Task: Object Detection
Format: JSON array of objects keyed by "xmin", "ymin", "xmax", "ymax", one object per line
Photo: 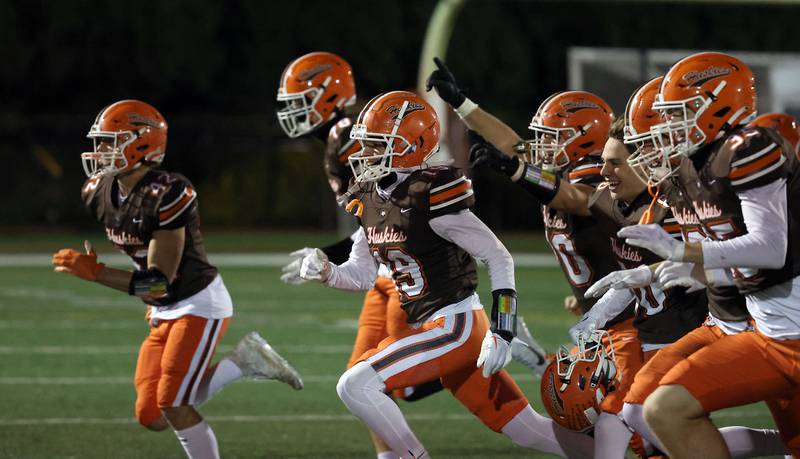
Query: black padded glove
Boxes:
[
  {"xmin": 469, "ymin": 136, "xmax": 521, "ymax": 177},
  {"xmin": 425, "ymin": 57, "xmax": 467, "ymax": 108}
]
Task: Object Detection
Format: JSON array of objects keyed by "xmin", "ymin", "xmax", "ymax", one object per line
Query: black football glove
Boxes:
[
  {"xmin": 469, "ymin": 137, "xmax": 521, "ymax": 177},
  {"xmin": 425, "ymin": 57, "xmax": 467, "ymax": 108}
]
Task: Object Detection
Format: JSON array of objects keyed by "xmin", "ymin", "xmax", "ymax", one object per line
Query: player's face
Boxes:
[{"xmin": 601, "ymin": 138, "xmax": 646, "ymax": 202}]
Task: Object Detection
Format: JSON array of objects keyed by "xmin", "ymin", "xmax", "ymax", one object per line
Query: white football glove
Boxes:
[
  {"xmin": 477, "ymin": 330, "xmax": 513, "ymax": 378},
  {"xmin": 654, "ymin": 261, "xmax": 706, "ymax": 292},
  {"xmin": 585, "ymin": 264, "xmax": 654, "ymax": 299},
  {"xmin": 280, "ymin": 248, "xmax": 316, "ymax": 285},
  {"xmin": 299, "ymin": 248, "xmax": 332, "ymax": 282},
  {"xmin": 617, "ymin": 224, "xmax": 685, "ymax": 261},
  {"xmin": 568, "ymin": 315, "xmax": 598, "ymax": 344}
]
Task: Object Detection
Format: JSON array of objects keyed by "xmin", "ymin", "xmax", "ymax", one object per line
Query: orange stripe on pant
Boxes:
[
  {"xmin": 359, "ymin": 309, "xmax": 529, "ymax": 432},
  {"xmin": 599, "ymin": 318, "xmax": 646, "ymax": 414},
  {"xmin": 134, "ymin": 315, "xmax": 230, "ymax": 427}
]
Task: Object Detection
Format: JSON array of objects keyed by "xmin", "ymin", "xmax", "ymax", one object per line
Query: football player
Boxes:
[
  {"xmin": 469, "ymin": 79, "xmax": 710, "ymax": 457},
  {"xmin": 586, "ymin": 77, "xmax": 789, "ymax": 458},
  {"xmin": 426, "ymin": 58, "xmax": 653, "ymax": 454},
  {"xmin": 52, "ymin": 100, "xmax": 303, "ymax": 459},
  {"xmin": 275, "ymin": 51, "xmax": 454, "ymax": 459},
  {"xmin": 602, "ymin": 52, "xmax": 800, "ymax": 458},
  {"xmin": 300, "ymin": 91, "xmax": 596, "ymax": 458}
]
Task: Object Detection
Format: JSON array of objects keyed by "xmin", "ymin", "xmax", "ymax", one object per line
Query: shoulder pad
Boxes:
[
  {"xmin": 567, "ymin": 155, "xmax": 604, "ymax": 185},
  {"xmin": 713, "ymin": 127, "xmax": 787, "ymax": 190},
  {"xmin": 425, "ymin": 167, "xmax": 474, "ymax": 216},
  {"xmin": 149, "ymin": 171, "xmax": 197, "ymax": 228}
]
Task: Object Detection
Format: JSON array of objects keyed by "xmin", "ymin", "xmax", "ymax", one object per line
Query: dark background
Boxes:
[{"xmin": 4, "ymin": 0, "xmax": 799, "ymax": 231}]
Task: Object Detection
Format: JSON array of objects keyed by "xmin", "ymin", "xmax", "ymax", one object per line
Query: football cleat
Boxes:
[
  {"xmin": 230, "ymin": 332, "xmax": 304, "ymax": 390},
  {"xmin": 511, "ymin": 315, "xmax": 550, "ymax": 376}
]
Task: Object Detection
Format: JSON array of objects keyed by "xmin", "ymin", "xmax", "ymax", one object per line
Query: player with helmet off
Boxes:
[
  {"xmin": 52, "ymin": 100, "xmax": 303, "ymax": 459},
  {"xmin": 595, "ymin": 51, "xmax": 800, "ymax": 458},
  {"xmin": 300, "ymin": 91, "xmax": 596, "ymax": 458}
]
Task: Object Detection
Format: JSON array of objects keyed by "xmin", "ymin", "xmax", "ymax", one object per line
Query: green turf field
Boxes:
[{"xmin": 0, "ymin": 261, "xmax": 779, "ymax": 458}]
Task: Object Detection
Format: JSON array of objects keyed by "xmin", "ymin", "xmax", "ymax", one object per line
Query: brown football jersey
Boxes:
[
  {"xmin": 350, "ymin": 167, "xmax": 479, "ymax": 323},
  {"xmin": 544, "ymin": 155, "xmax": 633, "ymax": 322},
  {"xmin": 670, "ymin": 125, "xmax": 798, "ymax": 308},
  {"xmin": 323, "ymin": 115, "xmax": 360, "ymax": 197},
  {"xmin": 81, "ymin": 169, "xmax": 218, "ymax": 306},
  {"xmin": 589, "ymin": 184, "xmax": 708, "ymax": 344}
]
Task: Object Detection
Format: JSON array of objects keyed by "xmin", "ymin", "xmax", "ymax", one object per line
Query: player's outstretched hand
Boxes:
[
  {"xmin": 585, "ymin": 265, "xmax": 653, "ymax": 298},
  {"xmin": 469, "ymin": 135, "xmax": 521, "ymax": 176},
  {"xmin": 425, "ymin": 57, "xmax": 466, "ymax": 108},
  {"xmin": 477, "ymin": 330, "xmax": 512, "ymax": 378},
  {"xmin": 654, "ymin": 261, "xmax": 706, "ymax": 292},
  {"xmin": 280, "ymin": 247, "xmax": 315, "ymax": 285},
  {"xmin": 52, "ymin": 240, "xmax": 105, "ymax": 281},
  {"xmin": 299, "ymin": 248, "xmax": 331, "ymax": 282},
  {"xmin": 618, "ymin": 224, "xmax": 685, "ymax": 261}
]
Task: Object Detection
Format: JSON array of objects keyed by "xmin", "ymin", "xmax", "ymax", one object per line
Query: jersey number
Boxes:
[
  {"xmin": 372, "ymin": 247, "xmax": 427, "ymax": 298},
  {"xmin": 548, "ymin": 233, "xmax": 594, "ymax": 287}
]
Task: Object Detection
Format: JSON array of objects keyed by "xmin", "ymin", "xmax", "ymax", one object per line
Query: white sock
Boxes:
[
  {"xmin": 174, "ymin": 420, "xmax": 220, "ymax": 459},
  {"xmin": 377, "ymin": 452, "xmax": 401, "ymax": 459},
  {"xmin": 501, "ymin": 404, "xmax": 594, "ymax": 458},
  {"xmin": 593, "ymin": 412, "xmax": 632, "ymax": 459},
  {"xmin": 194, "ymin": 358, "xmax": 244, "ymax": 406},
  {"xmin": 720, "ymin": 426, "xmax": 789, "ymax": 458},
  {"xmin": 621, "ymin": 402, "xmax": 666, "ymax": 452},
  {"xmin": 336, "ymin": 362, "xmax": 427, "ymax": 459}
]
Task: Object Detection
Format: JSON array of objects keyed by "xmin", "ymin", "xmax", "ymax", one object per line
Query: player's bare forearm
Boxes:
[
  {"xmin": 682, "ymin": 242, "xmax": 704, "ymax": 264},
  {"xmin": 95, "ymin": 266, "xmax": 134, "ymax": 293},
  {"xmin": 148, "ymin": 227, "xmax": 186, "ymax": 281},
  {"xmin": 462, "ymin": 108, "xmax": 522, "ymax": 157},
  {"xmin": 548, "ymin": 182, "xmax": 593, "ymax": 217}
]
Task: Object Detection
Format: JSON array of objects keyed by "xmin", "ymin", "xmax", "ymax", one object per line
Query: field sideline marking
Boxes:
[
  {"xmin": 0, "ymin": 410, "xmax": 767, "ymax": 427},
  {"xmin": 0, "ymin": 344, "xmax": 354, "ymax": 355},
  {"xmin": 0, "ymin": 253, "xmax": 557, "ymax": 268}
]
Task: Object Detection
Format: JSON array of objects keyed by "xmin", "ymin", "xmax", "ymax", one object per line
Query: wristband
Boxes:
[
  {"xmin": 514, "ymin": 163, "xmax": 561, "ymax": 205},
  {"xmin": 491, "ymin": 289, "xmax": 517, "ymax": 342},
  {"xmin": 454, "ymin": 98, "xmax": 478, "ymax": 119}
]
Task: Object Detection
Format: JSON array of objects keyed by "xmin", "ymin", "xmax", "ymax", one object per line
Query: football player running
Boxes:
[
  {"xmin": 587, "ymin": 77, "xmax": 789, "ymax": 459},
  {"xmin": 276, "ymin": 51, "xmax": 452, "ymax": 459},
  {"xmin": 300, "ymin": 91, "xmax": 595, "ymax": 458},
  {"xmin": 600, "ymin": 52, "xmax": 800, "ymax": 458},
  {"xmin": 467, "ymin": 78, "xmax": 711, "ymax": 457},
  {"xmin": 52, "ymin": 100, "xmax": 302, "ymax": 459},
  {"xmin": 426, "ymin": 58, "xmax": 658, "ymax": 454}
]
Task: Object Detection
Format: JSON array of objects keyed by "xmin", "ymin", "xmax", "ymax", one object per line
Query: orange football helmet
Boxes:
[
  {"xmin": 526, "ymin": 91, "xmax": 614, "ymax": 172},
  {"xmin": 652, "ymin": 52, "xmax": 757, "ymax": 161},
  {"xmin": 624, "ymin": 77, "xmax": 677, "ymax": 186},
  {"xmin": 81, "ymin": 100, "xmax": 168, "ymax": 178},
  {"xmin": 348, "ymin": 91, "xmax": 440, "ymax": 183},
  {"xmin": 749, "ymin": 112, "xmax": 800, "ymax": 158},
  {"xmin": 540, "ymin": 331, "xmax": 617, "ymax": 433},
  {"xmin": 277, "ymin": 52, "xmax": 356, "ymax": 138}
]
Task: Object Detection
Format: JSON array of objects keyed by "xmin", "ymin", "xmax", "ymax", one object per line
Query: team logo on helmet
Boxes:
[
  {"xmin": 128, "ymin": 113, "xmax": 162, "ymax": 128},
  {"xmin": 561, "ymin": 99, "xmax": 600, "ymax": 113},
  {"xmin": 682, "ymin": 66, "xmax": 731, "ymax": 87},
  {"xmin": 297, "ymin": 63, "xmax": 333, "ymax": 82},
  {"xmin": 386, "ymin": 102, "xmax": 425, "ymax": 120}
]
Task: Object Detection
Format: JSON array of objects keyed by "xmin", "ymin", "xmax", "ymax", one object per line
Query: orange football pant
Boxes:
[
  {"xmin": 599, "ymin": 318, "xmax": 646, "ymax": 414},
  {"xmin": 659, "ymin": 327, "xmax": 800, "ymax": 456},
  {"xmin": 359, "ymin": 309, "xmax": 529, "ymax": 432},
  {"xmin": 134, "ymin": 315, "xmax": 230, "ymax": 427}
]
